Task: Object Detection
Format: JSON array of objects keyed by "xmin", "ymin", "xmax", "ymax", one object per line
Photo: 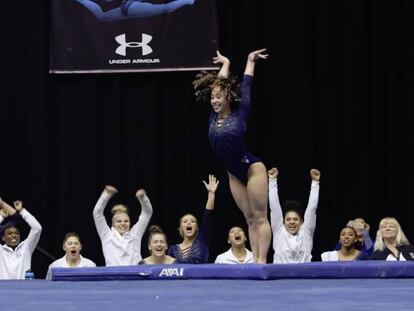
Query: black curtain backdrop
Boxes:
[{"xmin": 1, "ymin": 0, "xmax": 413, "ymax": 277}]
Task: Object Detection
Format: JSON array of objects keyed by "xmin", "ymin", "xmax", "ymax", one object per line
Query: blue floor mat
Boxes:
[{"xmin": 52, "ymin": 261, "xmax": 414, "ymax": 281}]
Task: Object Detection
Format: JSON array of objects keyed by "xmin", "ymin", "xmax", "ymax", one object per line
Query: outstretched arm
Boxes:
[
  {"xmin": 93, "ymin": 185, "xmax": 118, "ymax": 240},
  {"xmin": 213, "ymin": 51, "xmax": 230, "ymax": 78},
  {"xmin": 14, "ymin": 201, "xmax": 42, "ymax": 254},
  {"xmin": 239, "ymin": 49, "xmax": 268, "ymax": 120},
  {"xmin": 362, "ymin": 229, "xmax": 374, "ymax": 254},
  {"xmin": 244, "ymin": 49, "xmax": 268, "ymax": 77},
  {"xmin": 130, "ymin": 189, "xmax": 153, "ymax": 239},
  {"xmin": 268, "ymin": 168, "xmax": 283, "ymax": 232},
  {"xmin": 303, "ymin": 169, "xmax": 320, "ymax": 235},
  {"xmin": 198, "ymin": 175, "xmax": 219, "ymax": 245}
]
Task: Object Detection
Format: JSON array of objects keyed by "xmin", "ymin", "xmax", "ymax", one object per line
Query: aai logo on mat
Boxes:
[
  {"xmin": 159, "ymin": 268, "xmax": 184, "ymax": 277},
  {"xmin": 115, "ymin": 33, "xmax": 153, "ymax": 56}
]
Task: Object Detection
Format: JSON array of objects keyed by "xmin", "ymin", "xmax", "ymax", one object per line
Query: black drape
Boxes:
[{"xmin": 1, "ymin": 1, "xmax": 413, "ymax": 277}]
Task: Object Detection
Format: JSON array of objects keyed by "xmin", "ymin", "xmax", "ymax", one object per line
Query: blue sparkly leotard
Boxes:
[
  {"xmin": 208, "ymin": 74, "xmax": 260, "ymax": 184},
  {"xmin": 168, "ymin": 209, "xmax": 213, "ymax": 264}
]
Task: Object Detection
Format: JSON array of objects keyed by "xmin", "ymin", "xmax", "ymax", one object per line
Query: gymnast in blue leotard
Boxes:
[
  {"xmin": 168, "ymin": 174, "xmax": 218, "ymax": 263},
  {"xmin": 74, "ymin": 0, "xmax": 195, "ymax": 22},
  {"xmin": 193, "ymin": 50, "xmax": 271, "ymax": 263}
]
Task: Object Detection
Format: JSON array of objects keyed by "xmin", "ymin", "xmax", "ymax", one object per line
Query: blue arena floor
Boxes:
[{"xmin": 1, "ymin": 278, "xmax": 414, "ymax": 311}]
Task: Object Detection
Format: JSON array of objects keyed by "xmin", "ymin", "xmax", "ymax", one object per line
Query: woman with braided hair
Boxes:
[{"xmin": 193, "ymin": 50, "xmax": 271, "ymax": 263}]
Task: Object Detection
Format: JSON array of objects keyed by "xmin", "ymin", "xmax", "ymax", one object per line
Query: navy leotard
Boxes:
[
  {"xmin": 168, "ymin": 209, "xmax": 213, "ymax": 264},
  {"xmin": 208, "ymin": 74, "xmax": 260, "ymax": 184}
]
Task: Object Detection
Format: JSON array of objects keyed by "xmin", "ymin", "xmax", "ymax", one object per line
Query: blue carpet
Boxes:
[{"xmin": 1, "ymin": 279, "xmax": 414, "ymax": 311}]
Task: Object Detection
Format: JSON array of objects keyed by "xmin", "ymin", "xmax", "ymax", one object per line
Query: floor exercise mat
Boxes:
[
  {"xmin": 2, "ymin": 279, "xmax": 414, "ymax": 311},
  {"xmin": 52, "ymin": 261, "xmax": 414, "ymax": 281}
]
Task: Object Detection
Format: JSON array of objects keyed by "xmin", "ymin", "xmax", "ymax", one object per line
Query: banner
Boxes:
[{"xmin": 49, "ymin": 0, "xmax": 219, "ymax": 73}]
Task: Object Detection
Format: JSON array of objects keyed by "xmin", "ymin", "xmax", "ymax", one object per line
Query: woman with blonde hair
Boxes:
[
  {"xmin": 370, "ymin": 217, "xmax": 414, "ymax": 261},
  {"xmin": 168, "ymin": 174, "xmax": 218, "ymax": 264},
  {"xmin": 93, "ymin": 185, "xmax": 153, "ymax": 266}
]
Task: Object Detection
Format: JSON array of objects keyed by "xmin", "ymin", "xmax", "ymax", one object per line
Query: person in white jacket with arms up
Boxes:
[
  {"xmin": 268, "ymin": 167, "xmax": 320, "ymax": 263},
  {"xmin": 0, "ymin": 199, "xmax": 42, "ymax": 279},
  {"xmin": 93, "ymin": 185, "xmax": 153, "ymax": 266}
]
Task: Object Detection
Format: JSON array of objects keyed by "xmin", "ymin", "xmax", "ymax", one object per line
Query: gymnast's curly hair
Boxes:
[{"xmin": 192, "ymin": 71, "xmax": 241, "ymax": 104}]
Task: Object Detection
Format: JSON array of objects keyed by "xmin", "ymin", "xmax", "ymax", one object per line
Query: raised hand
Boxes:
[
  {"xmin": 136, "ymin": 189, "xmax": 146, "ymax": 200},
  {"xmin": 104, "ymin": 185, "xmax": 118, "ymax": 196},
  {"xmin": 202, "ymin": 174, "xmax": 219, "ymax": 194},
  {"xmin": 213, "ymin": 50, "xmax": 230, "ymax": 65},
  {"xmin": 245, "ymin": 48, "xmax": 268, "ymax": 76},
  {"xmin": 0, "ymin": 199, "xmax": 16, "ymax": 217},
  {"xmin": 310, "ymin": 169, "xmax": 321, "ymax": 181},
  {"xmin": 13, "ymin": 200, "xmax": 23, "ymax": 212},
  {"xmin": 268, "ymin": 167, "xmax": 279, "ymax": 180},
  {"xmin": 247, "ymin": 49, "xmax": 269, "ymax": 62},
  {"xmin": 214, "ymin": 50, "xmax": 230, "ymax": 78}
]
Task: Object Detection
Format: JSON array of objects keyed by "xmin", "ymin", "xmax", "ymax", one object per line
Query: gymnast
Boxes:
[
  {"xmin": 321, "ymin": 227, "xmax": 368, "ymax": 261},
  {"xmin": 168, "ymin": 174, "xmax": 218, "ymax": 264},
  {"xmin": 0, "ymin": 199, "xmax": 42, "ymax": 279},
  {"xmin": 46, "ymin": 232, "xmax": 96, "ymax": 280},
  {"xmin": 139, "ymin": 225, "xmax": 175, "ymax": 264},
  {"xmin": 214, "ymin": 226, "xmax": 253, "ymax": 264},
  {"xmin": 334, "ymin": 217, "xmax": 373, "ymax": 255},
  {"xmin": 370, "ymin": 217, "xmax": 414, "ymax": 261},
  {"xmin": 192, "ymin": 50, "xmax": 271, "ymax": 263},
  {"xmin": 268, "ymin": 167, "xmax": 320, "ymax": 263},
  {"xmin": 74, "ymin": 0, "xmax": 195, "ymax": 22},
  {"xmin": 93, "ymin": 185, "xmax": 153, "ymax": 266}
]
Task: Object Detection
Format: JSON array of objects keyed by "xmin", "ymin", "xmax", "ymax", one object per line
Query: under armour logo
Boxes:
[{"xmin": 115, "ymin": 34, "xmax": 153, "ymax": 57}]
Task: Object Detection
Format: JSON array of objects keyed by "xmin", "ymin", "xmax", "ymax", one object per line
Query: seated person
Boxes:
[
  {"xmin": 93, "ymin": 186, "xmax": 153, "ymax": 266},
  {"xmin": 322, "ymin": 227, "xmax": 369, "ymax": 261},
  {"xmin": 139, "ymin": 225, "xmax": 175, "ymax": 264},
  {"xmin": 268, "ymin": 167, "xmax": 320, "ymax": 263},
  {"xmin": 215, "ymin": 226, "xmax": 253, "ymax": 264},
  {"xmin": 370, "ymin": 217, "xmax": 414, "ymax": 261},
  {"xmin": 0, "ymin": 199, "xmax": 42, "ymax": 279},
  {"xmin": 334, "ymin": 218, "xmax": 373, "ymax": 255},
  {"xmin": 46, "ymin": 232, "xmax": 96, "ymax": 280},
  {"xmin": 168, "ymin": 175, "xmax": 218, "ymax": 264}
]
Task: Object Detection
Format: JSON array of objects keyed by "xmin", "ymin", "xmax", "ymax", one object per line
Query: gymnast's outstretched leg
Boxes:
[
  {"xmin": 126, "ymin": 0, "xmax": 195, "ymax": 18},
  {"xmin": 74, "ymin": 0, "xmax": 127, "ymax": 22},
  {"xmin": 74, "ymin": 0, "xmax": 195, "ymax": 22}
]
